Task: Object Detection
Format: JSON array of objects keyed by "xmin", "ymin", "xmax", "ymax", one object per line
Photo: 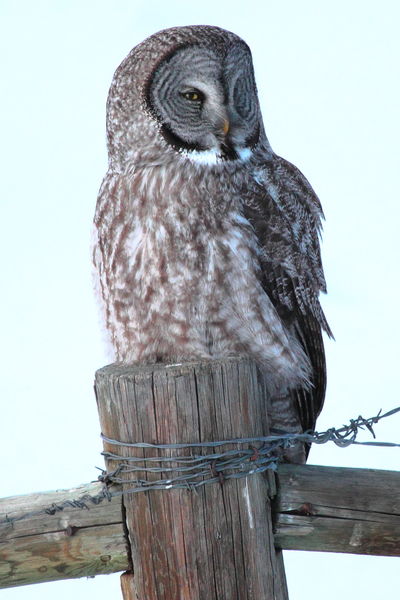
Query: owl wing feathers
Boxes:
[
  {"xmin": 292, "ymin": 313, "xmax": 326, "ymax": 433},
  {"xmin": 244, "ymin": 154, "xmax": 331, "ymax": 434}
]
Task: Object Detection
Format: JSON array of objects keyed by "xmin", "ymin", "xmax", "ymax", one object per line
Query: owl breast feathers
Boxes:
[{"xmin": 93, "ymin": 25, "xmax": 332, "ymax": 462}]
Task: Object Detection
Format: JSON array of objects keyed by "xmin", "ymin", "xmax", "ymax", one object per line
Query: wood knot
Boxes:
[
  {"xmin": 100, "ymin": 555, "xmax": 112, "ymax": 563},
  {"xmin": 297, "ymin": 502, "xmax": 315, "ymax": 516},
  {"xmin": 65, "ymin": 525, "xmax": 79, "ymax": 536},
  {"xmin": 284, "ymin": 502, "xmax": 315, "ymax": 517}
]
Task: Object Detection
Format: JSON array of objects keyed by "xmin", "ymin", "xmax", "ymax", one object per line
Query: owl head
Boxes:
[{"xmin": 106, "ymin": 26, "xmax": 269, "ymax": 169}]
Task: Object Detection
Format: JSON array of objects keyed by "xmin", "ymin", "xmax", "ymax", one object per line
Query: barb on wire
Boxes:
[
  {"xmin": 99, "ymin": 406, "xmax": 400, "ymax": 493},
  {"xmin": 1, "ymin": 407, "xmax": 398, "ymax": 528}
]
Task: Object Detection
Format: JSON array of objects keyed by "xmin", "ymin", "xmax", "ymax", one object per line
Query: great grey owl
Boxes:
[{"xmin": 93, "ymin": 25, "xmax": 332, "ymax": 462}]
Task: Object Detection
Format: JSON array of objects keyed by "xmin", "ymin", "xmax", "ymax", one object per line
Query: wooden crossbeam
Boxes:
[
  {"xmin": 0, "ymin": 482, "xmax": 128, "ymax": 588},
  {"xmin": 274, "ymin": 463, "xmax": 400, "ymax": 555},
  {"xmin": 1, "ymin": 464, "xmax": 399, "ymax": 589},
  {"xmin": 2, "ymin": 361, "xmax": 399, "ymax": 596}
]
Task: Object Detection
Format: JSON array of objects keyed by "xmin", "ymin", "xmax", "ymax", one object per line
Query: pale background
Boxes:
[{"xmin": 1, "ymin": 1, "xmax": 399, "ymax": 598}]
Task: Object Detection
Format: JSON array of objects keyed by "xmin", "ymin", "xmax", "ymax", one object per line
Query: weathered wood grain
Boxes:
[
  {"xmin": 120, "ymin": 572, "xmax": 136, "ymax": 600},
  {"xmin": 0, "ymin": 482, "xmax": 128, "ymax": 588},
  {"xmin": 274, "ymin": 464, "xmax": 400, "ymax": 555},
  {"xmin": 1, "ymin": 464, "xmax": 399, "ymax": 589},
  {"xmin": 95, "ymin": 358, "xmax": 289, "ymax": 600}
]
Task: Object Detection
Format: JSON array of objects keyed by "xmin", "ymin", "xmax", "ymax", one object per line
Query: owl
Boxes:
[{"xmin": 93, "ymin": 25, "xmax": 332, "ymax": 462}]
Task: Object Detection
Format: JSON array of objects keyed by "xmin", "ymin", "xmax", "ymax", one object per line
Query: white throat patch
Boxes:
[{"xmin": 181, "ymin": 146, "xmax": 252, "ymax": 166}]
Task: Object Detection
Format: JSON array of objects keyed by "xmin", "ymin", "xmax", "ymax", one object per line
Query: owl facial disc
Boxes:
[{"xmin": 147, "ymin": 43, "xmax": 260, "ymax": 162}]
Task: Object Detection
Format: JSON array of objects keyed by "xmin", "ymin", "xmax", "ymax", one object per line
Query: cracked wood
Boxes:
[
  {"xmin": 1, "ymin": 463, "xmax": 399, "ymax": 589},
  {"xmin": 0, "ymin": 482, "xmax": 128, "ymax": 588},
  {"xmin": 95, "ymin": 358, "xmax": 289, "ymax": 600},
  {"xmin": 274, "ymin": 464, "xmax": 400, "ymax": 555}
]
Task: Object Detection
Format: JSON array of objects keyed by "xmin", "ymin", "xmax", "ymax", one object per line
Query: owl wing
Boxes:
[{"xmin": 244, "ymin": 154, "xmax": 332, "ymax": 434}]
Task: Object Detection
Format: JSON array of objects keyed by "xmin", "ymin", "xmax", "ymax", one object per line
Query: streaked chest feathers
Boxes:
[{"xmin": 94, "ymin": 161, "xmax": 310, "ymax": 394}]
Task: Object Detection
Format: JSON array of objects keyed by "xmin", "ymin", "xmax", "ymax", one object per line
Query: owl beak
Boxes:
[
  {"xmin": 216, "ymin": 115, "xmax": 238, "ymax": 159},
  {"xmin": 222, "ymin": 119, "xmax": 230, "ymax": 136}
]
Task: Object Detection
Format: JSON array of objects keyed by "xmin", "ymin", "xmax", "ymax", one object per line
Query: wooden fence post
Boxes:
[{"xmin": 95, "ymin": 358, "xmax": 289, "ymax": 600}]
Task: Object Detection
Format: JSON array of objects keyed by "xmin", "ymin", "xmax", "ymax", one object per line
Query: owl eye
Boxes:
[{"xmin": 180, "ymin": 89, "xmax": 204, "ymax": 103}]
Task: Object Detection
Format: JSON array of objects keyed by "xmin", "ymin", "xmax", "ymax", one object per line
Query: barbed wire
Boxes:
[
  {"xmin": 99, "ymin": 407, "xmax": 400, "ymax": 493},
  {"xmin": 1, "ymin": 407, "xmax": 399, "ymax": 528}
]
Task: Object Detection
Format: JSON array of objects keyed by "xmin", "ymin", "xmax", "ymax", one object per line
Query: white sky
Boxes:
[{"xmin": 1, "ymin": 1, "xmax": 399, "ymax": 598}]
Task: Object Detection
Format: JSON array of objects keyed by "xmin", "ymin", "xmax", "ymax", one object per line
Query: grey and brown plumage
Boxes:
[{"xmin": 93, "ymin": 25, "xmax": 332, "ymax": 462}]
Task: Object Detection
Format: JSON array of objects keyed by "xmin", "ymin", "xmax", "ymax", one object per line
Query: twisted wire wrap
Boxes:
[
  {"xmin": 99, "ymin": 407, "xmax": 400, "ymax": 492},
  {"xmin": 1, "ymin": 408, "xmax": 398, "ymax": 527}
]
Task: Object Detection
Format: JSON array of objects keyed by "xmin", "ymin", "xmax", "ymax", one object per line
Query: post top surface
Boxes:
[{"xmin": 95, "ymin": 357, "xmax": 257, "ymax": 380}]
